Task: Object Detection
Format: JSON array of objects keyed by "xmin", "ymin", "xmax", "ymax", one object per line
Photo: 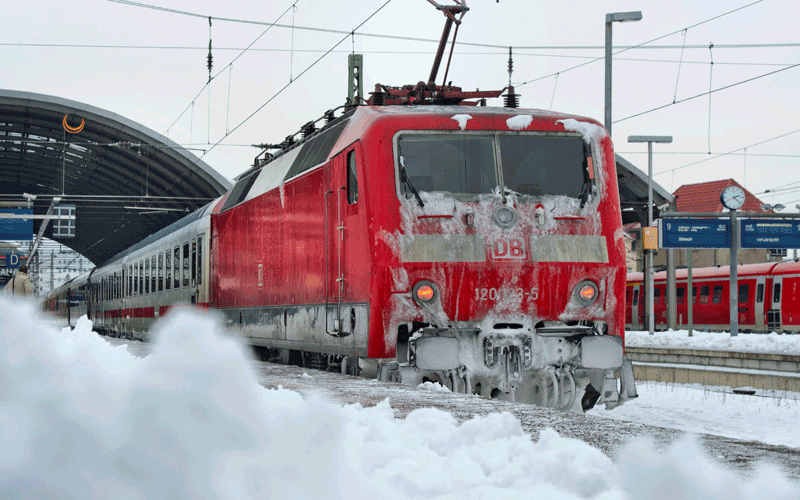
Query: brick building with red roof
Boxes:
[{"xmin": 673, "ymin": 179, "xmax": 767, "ymax": 214}]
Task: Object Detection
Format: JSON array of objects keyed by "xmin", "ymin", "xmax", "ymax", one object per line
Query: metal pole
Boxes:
[
  {"xmin": 687, "ymin": 249, "xmax": 693, "ymax": 337},
  {"xmin": 667, "ymin": 248, "xmax": 676, "ymax": 330},
  {"xmin": 647, "ymin": 141, "xmax": 654, "ymax": 335},
  {"xmin": 730, "ymin": 208, "xmax": 739, "ymax": 336},
  {"xmin": 604, "ymin": 21, "xmax": 612, "ymax": 137}
]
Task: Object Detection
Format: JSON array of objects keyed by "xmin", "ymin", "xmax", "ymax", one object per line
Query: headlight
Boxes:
[
  {"xmin": 412, "ymin": 280, "xmax": 439, "ymax": 305},
  {"xmin": 575, "ymin": 281, "xmax": 598, "ymax": 303}
]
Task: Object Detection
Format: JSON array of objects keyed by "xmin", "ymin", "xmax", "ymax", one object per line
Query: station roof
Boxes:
[
  {"xmin": 615, "ymin": 154, "xmax": 674, "ymax": 224},
  {"xmin": 0, "ymin": 90, "xmax": 232, "ymax": 265}
]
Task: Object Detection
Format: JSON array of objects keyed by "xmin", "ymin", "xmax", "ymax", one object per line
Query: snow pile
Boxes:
[
  {"xmin": 506, "ymin": 114, "xmax": 532, "ymax": 130},
  {"xmin": 417, "ymin": 380, "xmax": 451, "ymax": 392},
  {"xmin": 626, "ymin": 329, "xmax": 800, "ymax": 356},
  {"xmin": 1, "ymin": 297, "xmax": 797, "ymax": 498},
  {"xmin": 450, "ymin": 114, "xmax": 472, "ymax": 130}
]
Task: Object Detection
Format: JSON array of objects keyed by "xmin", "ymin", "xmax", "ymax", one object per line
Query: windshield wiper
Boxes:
[
  {"xmin": 579, "ymin": 147, "xmax": 592, "ymax": 208},
  {"xmin": 399, "ymin": 154, "xmax": 425, "ymax": 208}
]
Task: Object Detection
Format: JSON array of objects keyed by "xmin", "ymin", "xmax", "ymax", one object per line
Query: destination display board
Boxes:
[
  {"xmin": 658, "ymin": 218, "xmax": 731, "ymax": 249},
  {"xmin": 740, "ymin": 219, "xmax": 800, "ymax": 249},
  {"xmin": 0, "ymin": 209, "xmax": 33, "ymax": 240}
]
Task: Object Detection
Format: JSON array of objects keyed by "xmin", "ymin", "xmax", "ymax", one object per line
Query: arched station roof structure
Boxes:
[{"xmin": 0, "ymin": 90, "xmax": 232, "ymax": 265}]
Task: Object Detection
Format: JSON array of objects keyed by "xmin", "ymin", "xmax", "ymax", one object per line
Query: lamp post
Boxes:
[
  {"xmin": 605, "ymin": 11, "xmax": 643, "ymax": 137},
  {"xmin": 628, "ymin": 135, "xmax": 673, "ymax": 335}
]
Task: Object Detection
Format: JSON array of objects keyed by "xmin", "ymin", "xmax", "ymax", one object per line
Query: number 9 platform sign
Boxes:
[
  {"xmin": 658, "ymin": 218, "xmax": 732, "ymax": 249},
  {"xmin": 0, "ymin": 209, "xmax": 33, "ymax": 241}
]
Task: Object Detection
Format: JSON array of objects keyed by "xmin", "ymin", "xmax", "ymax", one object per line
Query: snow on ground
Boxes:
[
  {"xmin": 589, "ymin": 380, "xmax": 800, "ymax": 449},
  {"xmin": 1, "ymin": 297, "xmax": 798, "ymax": 499},
  {"xmin": 626, "ymin": 329, "xmax": 800, "ymax": 355}
]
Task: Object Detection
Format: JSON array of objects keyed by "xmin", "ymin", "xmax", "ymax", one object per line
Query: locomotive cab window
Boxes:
[
  {"xmin": 347, "ymin": 149, "xmax": 358, "ymax": 204},
  {"xmin": 676, "ymin": 287, "xmax": 685, "ymax": 305},
  {"xmin": 395, "ymin": 132, "xmax": 594, "ymax": 204}
]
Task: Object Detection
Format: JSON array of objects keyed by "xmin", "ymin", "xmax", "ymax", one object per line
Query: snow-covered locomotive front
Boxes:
[{"xmin": 365, "ymin": 107, "xmax": 637, "ymax": 411}]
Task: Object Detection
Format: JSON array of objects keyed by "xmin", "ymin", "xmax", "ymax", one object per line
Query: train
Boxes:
[
  {"xmin": 625, "ymin": 260, "xmax": 800, "ymax": 333},
  {"xmin": 42, "ymin": 1, "xmax": 637, "ymax": 412}
]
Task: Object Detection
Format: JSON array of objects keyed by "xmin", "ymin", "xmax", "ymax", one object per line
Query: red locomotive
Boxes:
[
  {"xmin": 626, "ymin": 260, "xmax": 800, "ymax": 333},
  {"xmin": 44, "ymin": 1, "xmax": 637, "ymax": 411}
]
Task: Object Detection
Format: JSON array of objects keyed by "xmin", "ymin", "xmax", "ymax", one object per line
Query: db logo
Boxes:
[{"xmin": 491, "ymin": 238, "xmax": 526, "ymax": 260}]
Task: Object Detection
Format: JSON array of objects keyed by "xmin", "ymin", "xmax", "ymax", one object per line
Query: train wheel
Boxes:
[{"xmin": 341, "ymin": 356, "xmax": 359, "ymax": 376}]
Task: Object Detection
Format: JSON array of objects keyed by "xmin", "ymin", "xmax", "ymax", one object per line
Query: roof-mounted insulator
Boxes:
[
  {"xmin": 503, "ymin": 85, "xmax": 519, "ymax": 108},
  {"xmin": 302, "ymin": 121, "xmax": 316, "ymax": 139},
  {"xmin": 282, "ymin": 135, "xmax": 295, "ymax": 148},
  {"xmin": 325, "ymin": 110, "xmax": 336, "ymax": 124}
]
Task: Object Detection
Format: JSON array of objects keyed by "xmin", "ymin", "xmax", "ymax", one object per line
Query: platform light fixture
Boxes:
[
  {"xmin": 628, "ymin": 135, "xmax": 672, "ymax": 336},
  {"xmin": 605, "ymin": 11, "xmax": 643, "ymax": 138}
]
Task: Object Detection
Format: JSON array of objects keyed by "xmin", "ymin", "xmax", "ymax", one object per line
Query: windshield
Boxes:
[
  {"xmin": 398, "ymin": 134, "xmax": 497, "ymax": 197},
  {"xmin": 397, "ymin": 132, "xmax": 592, "ymax": 201},
  {"xmin": 498, "ymin": 135, "xmax": 588, "ymax": 198}
]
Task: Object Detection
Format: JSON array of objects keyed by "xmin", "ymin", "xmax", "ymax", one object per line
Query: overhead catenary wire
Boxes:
[
  {"xmin": 614, "ymin": 61, "xmax": 800, "ymax": 124},
  {"xmin": 516, "ymin": 0, "xmax": 765, "ymax": 87},
  {"xmin": 141, "ymin": 0, "xmax": 393, "ymax": 216},
  {"xmin": 108, "ymin": 0, "xmax": 777, "ymax": 52},
  {"xmin": 653, "ymin": 127, "xmax": 800, "ymax": 176}
]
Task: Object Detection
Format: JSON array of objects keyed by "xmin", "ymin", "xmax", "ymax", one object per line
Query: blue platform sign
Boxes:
[
  {"xmin": 0, "ymin": 209, "xmax": 33, "ymax": 240},
  {"xmin": 3, "ymin": 253, "xmax": 21, "ymax": 268},
  {"xmin": 740, "ymin": 219, "xmax": 800, "ymax": 249},
  {"xmin": 658, "ymin": 218, "xmax": 731, "ymax": 249}
]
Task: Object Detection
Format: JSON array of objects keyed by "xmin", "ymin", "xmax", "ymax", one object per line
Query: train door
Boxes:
[
  {"xmin": 325, "ymin": 152, "xmax": 351, "ymax": 336},
  {"xmin": 754, "ymin": 276, "xmax": 766, "ymax": 332},
  {"xmin": 768, "ymin": 276, "xmax": 783, "ymax": 331},
  {"xmin": 630, "ymin": 284, "xmax": 642, "ymax": 329}
]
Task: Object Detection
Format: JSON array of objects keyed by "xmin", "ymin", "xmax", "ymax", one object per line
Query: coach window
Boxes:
[
  {"xmin": 113, "ymin": 273, "xmax": 118, "ymax": 299},
  {"xmin": 347, "ymin": 149, "xmax": 358, "ymax": 204},
  {"xmin": 692, "ymin": 287, "xmax": 697, "ymax": 304},
  {"xmin": 773, "ymin": 283, "xmax": 781, "ymax": 302},
  {"xmin": 712, "ymin": 285, "xmax": 723, "ymax": 304},
  {"xmin": 191, "ymin": 240, "xmax": 197, "ymax": 287},
  {"xmin": 183, "ymin": 242, "xmax": 190, "ymax": 287},
  {"xmin": 653, "ymin": 288, "xmax": 661, "ymax": 305},
  {"xmin": 134, "ymin": 264, "xmax": 138, "ymax": 295},
  {"xmin": 128, "ymin": 266, "xmax": 133, "ymax": 296},
  {"xmin": 151, "ymin": 257, "xmax": 156, "ymax": 293},
  {"xmin": 158, "ymin": 253, "xmax": 164, "ymax": 292},
  {"xmin": 166, "ymin": 250, "xmax": 172, "ymax": 291},
  {"xmin": 145, "ymin": 258, "xmax": 151, "ymax": 294},
  {"xmin": 632, "ymin": 289, "xmax": 639, "ymax": 306},
  {"xmin": 756, "ymin": 283, "xmax": 764, "ymax": 303},
  {"xmin": 676, "ymin": 287, "xmax": 685, "ymax": 305},
  {"xmin": 738, "ymin": 284, "xmax": 749, "ymax": 303},
  {"xmin": 197, "ymin": 235, "xmax": 203, "ymax": 285},
  {"xmin": 699, "ymin": 286, "xmax": 710, "ymax": 304},
  {"xmin": 174, "ymin": 247, "xmax": 180, "ymax": 289},
  {"xmin": 139, "ymin": 261, "xmax": 144, "ymax": 295}
]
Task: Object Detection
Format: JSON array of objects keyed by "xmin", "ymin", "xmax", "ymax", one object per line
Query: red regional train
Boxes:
[
  {"xmin": 626, "ymin": 260, "xmax": 800, "ymax": 333},
  {"xmin": 44, "ymin": 2, "xmax": 637, "ymax": 412}
]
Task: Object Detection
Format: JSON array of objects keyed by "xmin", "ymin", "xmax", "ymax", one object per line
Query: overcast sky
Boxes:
[{"xmin": 4, "ymin": 0, "xmax": 799, "ymax": 210}]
